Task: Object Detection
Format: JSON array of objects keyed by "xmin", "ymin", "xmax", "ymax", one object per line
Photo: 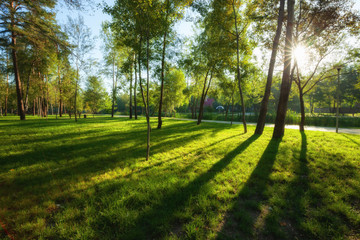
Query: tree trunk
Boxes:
[
  {"xmin": 157, "ymin": 3, "xmax": 169, "ymax": 129},
  {"xmin": 134, "ymin": 54, "xmax": 138, "ymax": 119},
  {"xmin": 74, "ymin": 64, "xmax": 79, "ymax": 122},
  {"xmin": 299, "ymin": 90, "xmax": 305, "ymax": 132},
  {"xmin": 255, "ymin": 0, "xmax": 285, "ymax": 135},
  {"xmin": 58, "ymin": 61, "xmax": 62, "ymax": 117},
  {"xmin": 5, "ymin": 52, "xmax": 9, "ymax": 116},
  {"xmin": 129, "ymin": 56, "xmax": 133, "ymax": 119},
  {"xmin": 197, "ymin": 69, "xmax": 212, "ymax": 125},
  {"xmin": 11, "ymin": 26, "xmax": 25, "ymax": 120},
  {"xmin": 112, "ymin": 57, "xmax": 116, "ymax": 118},
  {"xmin": 33, "ymin": 99, "xmax": 36, "ymax": 116},
  {"xmin": 146, "ymin": 35, "xmax": 151, "ymax": 160},
  {"xmin": 45, "ymin": 74, "xmax": 49, "ymax": 119},
  {"xmin": 232, "ymin": 1, "xmax": 247, "ymax": 133},
  {"xmin": 273, "ymin": 0, "xmax": 295, "ymax": 138}
]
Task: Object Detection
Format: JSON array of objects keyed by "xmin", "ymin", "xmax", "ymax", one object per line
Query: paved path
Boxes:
[
  {"xmin": 167, "ymin": 118, "xmax": 360, "ymax": 135},
  {"xmin": 114, "ymin": 115, "xmax": 360, "ymax": 135}
]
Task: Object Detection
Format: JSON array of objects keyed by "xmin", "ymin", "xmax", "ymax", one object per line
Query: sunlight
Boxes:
[{"xmin": 293, "ymin": 44, "xmax": 309, "ymax": 70}]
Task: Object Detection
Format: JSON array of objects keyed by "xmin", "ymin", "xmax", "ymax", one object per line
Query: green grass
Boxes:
[
  {"xmin": 0, "ymin": 115, "xmax": 359, "ymax": 240},
  {"xmin": 174, "ymin": 112, "xmax": 360, "ymax": 128}
]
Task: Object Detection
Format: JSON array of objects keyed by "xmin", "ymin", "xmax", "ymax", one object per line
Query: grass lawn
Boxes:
[{"xmin": 0, "ymin": 115, "xmax": 359, "ymax": 240}]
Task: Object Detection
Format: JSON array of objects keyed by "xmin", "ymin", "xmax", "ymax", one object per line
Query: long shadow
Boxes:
[
  {"xmin": 88, "ymin": 135, "xmax": 260, "ymax": 239},
  {"xmin": 342, "ymin": 134, "xmax": 360, "ymax": 147},
  {"xmin": 256, "ymin": 132, "xmax": 309, "ymax": 239},
  {"xmin": 217, "ymin": 137, "xmax": 281, "ymax": 239},
  {"xmin": 123, "ymin": 133, "xmax": 245, "ymax": 179}
]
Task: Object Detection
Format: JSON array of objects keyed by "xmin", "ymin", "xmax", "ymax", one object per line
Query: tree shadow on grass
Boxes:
[
  {"xmin": 256, "ymin": 132, "xmax": 309, "ymax": 239},
  {"xmin": 88, "ymin": 135, "xmax": 260, "ymax": 239},
  {"xmin": 217, "ymin": 137, "xmax": 281, "ymax": 239},
  {"xmin": 342, "ymin": 134, "xmax": 360, "ymax": 147}
]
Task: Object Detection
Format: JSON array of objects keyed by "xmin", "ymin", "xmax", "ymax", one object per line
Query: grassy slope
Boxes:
[{"xmin": 0, "ymin": 116, "xmax": 359, "ymax": 240}]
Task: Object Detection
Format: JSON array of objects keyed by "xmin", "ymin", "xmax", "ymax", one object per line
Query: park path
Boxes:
[
  {"xmin": 167, "ymin": 118, "xmax": 360, "ymax": 135},
  {"xmin": 115, "ymin": 115, "xmax": 360, "ymax": 135}
]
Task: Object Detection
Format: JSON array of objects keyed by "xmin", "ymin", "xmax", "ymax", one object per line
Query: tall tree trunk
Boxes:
[
  {"xmin": 112, "ymin": 57, "xmax": 116, "ymax": 118},
  {"xmin": 129, "ymin": 56, "xmax": 133, "ymax": 119},
  {"xmin": 138, "ymin": 35, "xmax": 150, "ymax": 160},
  {"xmin": 273, "ymin": 0, "xmax": 295, "ymax": 138},
  {"xmin": 197, "ymin": 69, "xmax": 212, "ymax": 125},
  {"xmin": 57, "ymin": 53, "xmax": 63, "ymax": 117},
  {"xmin": 11, "ymin": 22, "xmax": 25, "ymax": 120},
  {"xmin": 45, "ymin": 74, "xmax": 49, "ymax": 119},
  {"xmin": 157, "ymin": 2, "xmax": 169, "ymax": 129},
  {"xmin": 299, "ymin": 89, "xmax": 305, "ymax": 132},
  {"xmin": 37, "ymin": 97, "xmax": 40, "ymax": 116},
  {"xmin": 255, "ymin": 0, "xmax": 285, "ymax": 134},
  {"xmin": 74, "ymin": 63, "xmax": 79, "ymax": 122},
  {"xmin": 232, "ymin": 1, "xmax": 247, "ymax": 133},
  {"xmin": 5, "ymin": 51, "xmax": 9, "ymax": 116},
  {"xmin": 33, "ymin": 99, "xmax": 36, "ymax": 116},
  {"xmin": 146, "ymin": 35, "xmax": 151, "ymax": 160},
  {"xmin": 134, "ymin": 54, "xmax": 138, "ymax": 119}
]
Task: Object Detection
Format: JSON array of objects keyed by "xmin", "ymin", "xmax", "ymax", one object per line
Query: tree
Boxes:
[
  {"xmin": 157, "ymin": 0, "xmax": 192, "ymax": 129},
  {"xmin": 106, "ymin": 0, "xmax": 163, "ymax": 160},
  {"xmin": 65, "ymin": 15, "xmax": 93, "ymax": 122},
  {"xmin": 0, "ymin": 0, "xmax": 67, "ymax": 120},
  {"xmin": 255, "ymin": 0, "xmax": 285, "ymax": 135},
  {"xmin": 84, "ymin": 75, "xmax": 107, "ymax": 116},
  {"xmin": 162, "ymin": 68, "xmax": 187, "ymax": 116},
  {"xmin": 272, "ymin": 0, "xmax": 295, "ymax": 139},
  {"xmin": 292, "ymin": 0, "xmax": 359, "ymax": 131},
  {"xmin": 101, "ymin": 22, "xmax": 126, "ymax": 118}
]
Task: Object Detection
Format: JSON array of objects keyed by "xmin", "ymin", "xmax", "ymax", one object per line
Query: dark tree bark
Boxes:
[
  {"xmin": 33, "ymin": 99, "xmax": 36, "ymax": 116},
  {"xmin": 273, "ymin": 0, "xmax": 295, "ymax": 138},
  {"xmin": 138, "ymin": 34, "xmax": 151, "ymax": 160},
  {"xmin": 129, "ymin": 55, "xmax": 133, "ymax": 119},
  {"xmin": 145, "ymin": 35, "xmax": 151, "ymax": 160},
  {"xmin": 74, "ymin": 64, "xmax": 79, "ymax": 122},
  {"xmin": 5, "ymin": 52, "xmax": 9, "ymax": 116},
  {"xmin": 112, "ymin": 57, "xmax": 116, "ymax": 118},
  {"xmin": 299, "ymin": 87, "xmax": 305, "ymax": 132},
  {"xmin": 11, "ymin": 22, "xmax": 25, "ymax": 120},
  {"xmin": 58, "ymin": 62, "xmax": 62, "ymax": 117},
  {"xmin": 157, "ymin": 1, "xmax": 169, "ymax": 129},
  {"xmin": 232, "ymin": 0, "xmax": 247, "ymax": 133},
  {"xmin": 197, "ymin": 69, "xmax": 213, "ymax": 125},
  {"xmin": 255, "ymin": 0, "xmax": 285, "ymax": 134},
  {"xmin": 134, "ymin": 54, "xmax": 138, "ymax": 119}
]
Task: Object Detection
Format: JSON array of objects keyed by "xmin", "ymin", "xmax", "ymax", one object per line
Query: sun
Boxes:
[{"xmin": 292, "ymin": 44, "xmax": 309, "ymax": 70}]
